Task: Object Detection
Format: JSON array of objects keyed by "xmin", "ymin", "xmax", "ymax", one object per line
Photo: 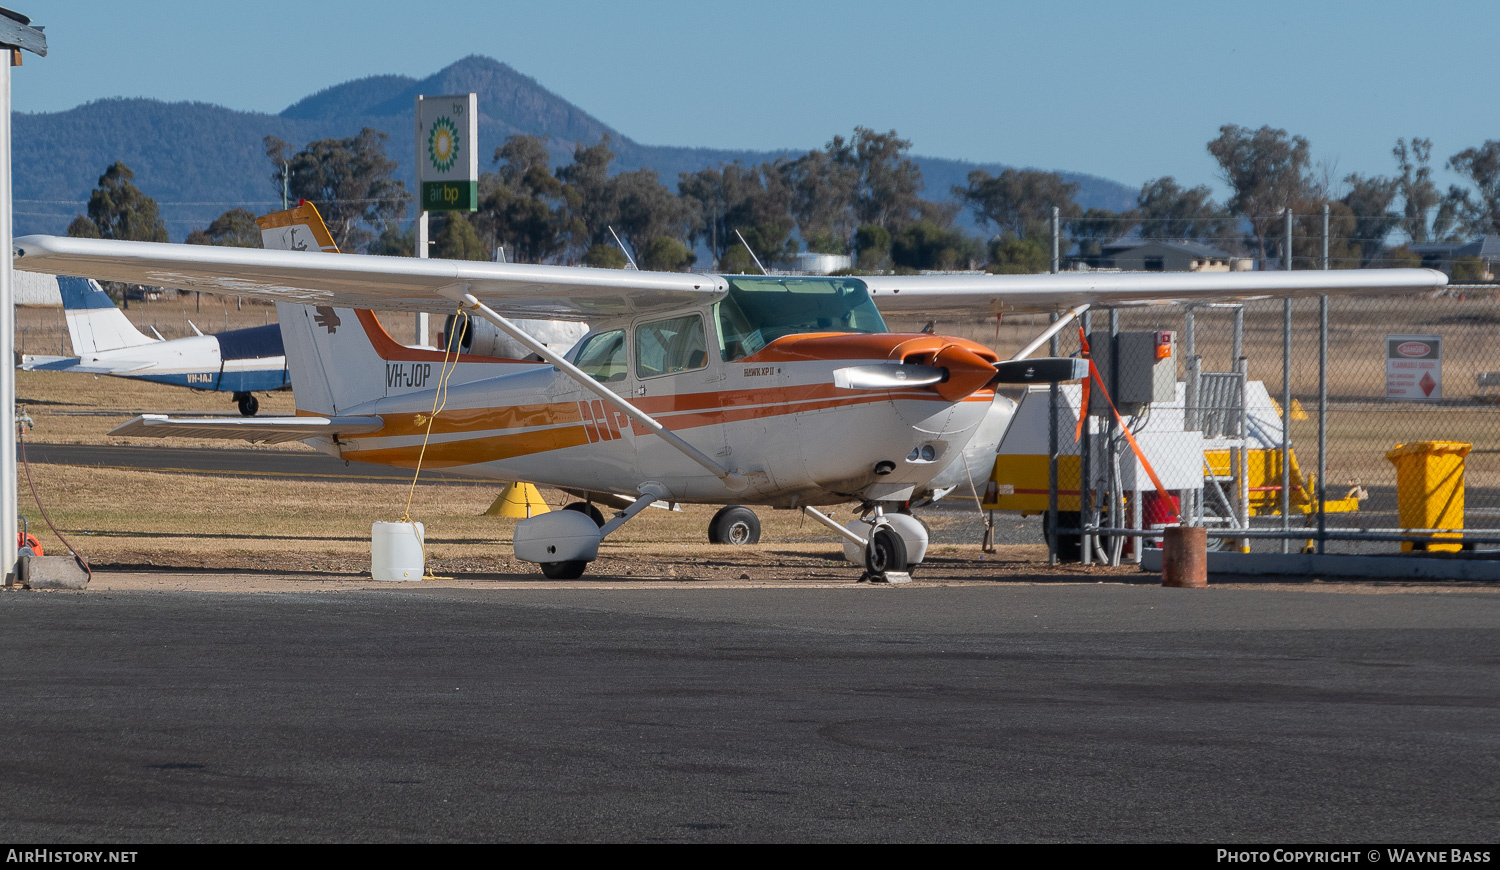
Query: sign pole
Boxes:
[
  {"xmin": 0, "ymin": 10, "xmax": 45, "ymax": 585},
  {"xmin": 415, "ymin": 92, "xmax": 478, "ymax": 348}
]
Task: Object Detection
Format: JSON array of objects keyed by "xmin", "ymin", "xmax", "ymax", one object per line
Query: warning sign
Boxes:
[{"xmin": 1386, "ymin": 334, "xmax": 1442, "ymax": 401}]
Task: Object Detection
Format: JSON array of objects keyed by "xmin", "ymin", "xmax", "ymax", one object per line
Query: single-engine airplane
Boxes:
[
  {"xmin": 13, "ymin": 216, "xmax": 1447, "ymax": 580},
  {"xmin": 20, "ymin": 275, "xmax": 289, "ymax": 416}
]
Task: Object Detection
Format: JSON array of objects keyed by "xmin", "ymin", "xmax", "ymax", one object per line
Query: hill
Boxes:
[{"xmin": 14, "ymin": 55, "xmax": 1138, "ymax": 241}]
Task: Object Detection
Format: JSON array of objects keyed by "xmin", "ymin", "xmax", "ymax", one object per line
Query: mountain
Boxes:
[{"xmin": 14, "ymin": 55, "xmax": 1138, "ymax": 241}]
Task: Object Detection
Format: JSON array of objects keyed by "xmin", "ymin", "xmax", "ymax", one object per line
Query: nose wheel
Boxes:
[
  {"xmin": 862, "ymin": 525, "xmax": 909, "ymax": 580},
  {"xmin": 234, "ymin": 392, "xmax": 259, "ymax": 416}
]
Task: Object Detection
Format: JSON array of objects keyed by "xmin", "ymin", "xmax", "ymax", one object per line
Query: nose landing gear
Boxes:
[{"xmin": 233, "ymin": 392, "xmax": 259, "ymax": 416}]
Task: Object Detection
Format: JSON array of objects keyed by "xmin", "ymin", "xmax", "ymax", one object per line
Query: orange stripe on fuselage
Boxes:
[{"xmin": 340, "ymin": 421, "xmax": 592, "ymax": 468}]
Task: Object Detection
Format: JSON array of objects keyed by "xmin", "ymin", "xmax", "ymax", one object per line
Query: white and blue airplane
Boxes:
[{"xmin": 20, "ymin": 276, "xmax": 289, "ymax": 415}]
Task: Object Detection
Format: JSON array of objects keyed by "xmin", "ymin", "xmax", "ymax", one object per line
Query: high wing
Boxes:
[
  {"xmin": 860, "ymin": 269, "xmax": 1449, "ymax": 314},
  {"xmin": 13, "ymin": 235, "xmax": 726, "ymax": 320},
  {"xmin": 15, "ymin": 234, "xmax": 1447, "ymax": 318}
]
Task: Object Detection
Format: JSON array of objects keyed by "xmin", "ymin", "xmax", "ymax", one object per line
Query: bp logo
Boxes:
[{"xmin": 427, "ymin": 116, "xmax": 460, "ymax": 173}]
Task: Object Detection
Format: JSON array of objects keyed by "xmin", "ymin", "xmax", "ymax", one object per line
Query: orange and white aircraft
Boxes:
[{"xmin": 14, "ymin": 207, "xmax": 1447, "ymax": 579}]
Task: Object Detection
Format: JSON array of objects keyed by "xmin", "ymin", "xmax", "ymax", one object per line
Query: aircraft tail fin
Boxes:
[
  {"xmin": 256, "ymin": 201, "xmax": 341, "ymax": 254},
  {"xmin": 57, "ymin": 277, "xmax": 156, "ymax": 355}
]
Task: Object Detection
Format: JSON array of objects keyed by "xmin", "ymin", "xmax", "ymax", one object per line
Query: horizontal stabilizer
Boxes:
[
  {"xmin": 991, "ymin": 358, "xmax": 1091, "ymax": 384},
  {"xmin": 19, "ymin": 355, "xmax": 157, "ymax": 374},
  {"xmin": 109, "ymin": 414, "xmax": 384, "ymax": 444}
]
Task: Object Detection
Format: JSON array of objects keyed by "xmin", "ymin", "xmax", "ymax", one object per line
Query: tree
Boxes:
[
  {"xmin": 475, "ymin": 134, "xmax": 574, "ymax": 264},
  {"xmin": 1340, "ymin": 174, "xmax": 1400, "ymax": 267},
  {"xmin": 69, "ymin": 162, "xmax": 167, "ymax": 243},
  {"xmin": 1136, "ymin": 177, "xmax": 1230, "ymax": 242},
  {"xmin": 853, "ymin": 224, "xmax": 891, "ymax": 271},
  {"xmin": 582, "ymin": 244, "xmax": 629, "ymax": 269},
  {"xmin": 368, "ymin": 224, "xmax": 416, "ymax": 258},
  {"xmin": 265, "ymin": 128, "xmax": 411, "ymax": 253},
  {"xmin": 783, "ymin": 147, "xmax": 859, "ymax": 250},
  {"xmin": 1444, "ymin": 140, "xmax": 1500, "ymax": 237},
  {"xmin": 890, "ymin": 221, "xmax": 980, "ymax": 271},
  {"xmin": 431, "ymin": 213, "xmax": 488, "ymax": 261},
  {"xmin": 611, "ymin": 168, "xmax": 683, "ymax": 258},
  {"xmin": 953, "ymin": 168, "xmax": 1080, "ymax": 241},
  {"xmin": 827, "ymin": 128, "xmax": 927, "ymax": 229},
  {"xmin": 185, "ymin": 208, "xmax": 262, "ymax": 247},
  {"xmin": 639, "ymin": 236, "xmax": 694, "ymax": 272},
  {"xmin": 1206, "ymin": 125, "xmax": 1315, "ymax": 265},
  {"xmin": 556, "ymin": 135, "xmax": 618, "ymax": 250},
  {"xmin": 988, "ymin": 237, "xmax": 1049, "ymax": 274},
  {"xmin": 1394, "ymin": 138, "xmax": 1440, "ymax": 243}
]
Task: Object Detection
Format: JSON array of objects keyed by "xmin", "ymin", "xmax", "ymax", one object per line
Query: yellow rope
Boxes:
[{"xmin": 398, "ymin": 307, "xmax": 469, "ymax": 579}]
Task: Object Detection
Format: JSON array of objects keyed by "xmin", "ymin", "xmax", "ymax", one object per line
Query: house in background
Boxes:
[
  {"xmin": 1409, "ymin": 235, "xmax": 1500, "ymax": 281},
  {"xmin": 1098, "ymin": 240, "xmax": 1249, "ymax": 272}
]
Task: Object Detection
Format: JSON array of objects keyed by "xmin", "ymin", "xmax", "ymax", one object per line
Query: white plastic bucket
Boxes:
[{"xmin": 371, "ymin": 521, "xmax": 425, "ymax": 581}]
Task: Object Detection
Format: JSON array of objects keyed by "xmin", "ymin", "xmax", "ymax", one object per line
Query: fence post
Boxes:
[
  {"xmin": 1047, "ymin": 311, "xmax": 1059, "ymax": 565},
  {"xmin": 1318, "ymin": 294, "xmax": 1328, "ymax": 554},
  {"xmin": 1318, "ymin": 204, "xmax": 1329, "ymax": 554},
  {"xmin": 1080, "ymin": 309, "xmax": 1093, "ymax": 565},
  {"xmin": 1285, "ymin": 208, "xmax": 1294, "ymax": 271},
  {"xmin": 1281, "ymin": 297, "xmax": 1292, "ymax": 553}
]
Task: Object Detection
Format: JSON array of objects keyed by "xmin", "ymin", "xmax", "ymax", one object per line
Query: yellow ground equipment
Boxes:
[
  {"xmin": 983, "ymin": 382, "xmax": 1363, "ymax": 550},
  {"xmin": 1386, "ymin": 441, "xmax": 1470, "ymax": 552},
  {"xmin": 486, "ymin": 483, "xmax": 552, "ymax": 518}
]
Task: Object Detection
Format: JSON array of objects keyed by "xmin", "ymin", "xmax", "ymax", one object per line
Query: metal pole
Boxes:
[
  {"xmin": 1318, "ymin": 295, "xmax": 1328, "ymax": 554},
  {"xmin": 1080, "ymin": 309, "xmax": 1093, "ymax": 565},
  {"xmin": 1051, "ymin": 206, "xmax": 1060, "ymax": 274},
  {"xmin": 1047, "ymin": 311, "xmax": 1059, "ymax": 565},
  {"xmin": 1322, "ymin": 204, "xmax": 1330, "ymax": 270},
  {"xmin": 1318, "ymin": 204, "xmax": 1329, "ymax": 555},
  {"xmin": 1108, "ymin": 308, "xmax": 1121, "ymax": 565},
  {"xmin": 1281, "ymin": 297, "xmax": 1292, "ymax": 553},
  {"xmin": 0, "ymin": 53, "xmax": 15, "ymax": 584},
  {"xmin": 1284, "ymin": 208, "xmax": 1294, "ymax": 271}
]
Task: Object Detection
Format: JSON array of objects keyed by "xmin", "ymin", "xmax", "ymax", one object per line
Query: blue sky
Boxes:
[{"xmin": 16, "ymin": 1, "xmax": 1499, "ymax": 199}]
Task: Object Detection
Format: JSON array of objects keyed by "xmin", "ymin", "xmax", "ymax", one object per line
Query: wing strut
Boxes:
[
  {"xmin": 443, "ymin": 288, "xmax": 750, "ymax": 493},
  {"xmin": 1009, "ymin": 303, "xmax": 1090, "ymax": 362}
]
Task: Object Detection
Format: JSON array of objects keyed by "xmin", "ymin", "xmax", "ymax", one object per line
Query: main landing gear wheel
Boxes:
[
  {"xmin": 540, "ymin": 560, "xmax": 587, "ymax": 580},
  {"xmin": 562, "ymin": 501, "xmax": 605, "ymax": 527},
  {"xmin": 540, "ymin": 503, "xmax": 605, "ymax": 580},
  {"xmin": 234, "ymin": 393, "xmax": 259, "ymax": 417},
  {"xmin": 864, "ymin": 526, "xmax": 909, "ymax": 577},
  {"xmin": 708, "ymin": 505, "xmax": 760, "ymax": 545}
]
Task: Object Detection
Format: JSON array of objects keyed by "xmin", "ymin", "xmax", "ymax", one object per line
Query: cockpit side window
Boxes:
[
  {"xmin": 635, "ymin": 314, "xmax": 708, "ymax": 378},
  {"xmin": 573, "ymin": 329, "xmax": 628, "ymax": 383}
]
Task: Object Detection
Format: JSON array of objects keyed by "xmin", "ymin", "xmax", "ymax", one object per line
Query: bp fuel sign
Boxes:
[
  {"xmin": 416, "ymin": 93, "xmax": 478, "ymax": 211},
  {"xmin": 1386, "ymin": 334, "xmax": 1442, "ymax": 400}
]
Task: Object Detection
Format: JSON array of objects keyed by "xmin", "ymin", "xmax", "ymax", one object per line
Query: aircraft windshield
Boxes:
[{"xmin": 715, "ymin": 276, "xmax": 886, "ymax": 361}]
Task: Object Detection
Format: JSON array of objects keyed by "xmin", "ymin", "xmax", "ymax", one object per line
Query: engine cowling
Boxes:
[{"xmin": 912, "ymin": 392, "xmax": 1018, "ymax": 504}]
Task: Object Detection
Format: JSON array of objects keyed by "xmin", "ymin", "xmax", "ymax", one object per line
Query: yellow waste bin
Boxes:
[{"xmin": 1385, "ymin": 441, "xmax": 1471, "ymax": 552}]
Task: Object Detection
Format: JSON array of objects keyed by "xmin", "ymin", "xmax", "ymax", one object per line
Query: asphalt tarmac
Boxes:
[{"xmin": 1, "ymin": 581, "xmax": 1496, "ymax": 842}]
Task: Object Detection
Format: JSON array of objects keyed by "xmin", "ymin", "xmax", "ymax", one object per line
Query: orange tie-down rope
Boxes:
[{"xmin": 1075, "ymin": 327, "xmax": 1180, "ymax": 523}]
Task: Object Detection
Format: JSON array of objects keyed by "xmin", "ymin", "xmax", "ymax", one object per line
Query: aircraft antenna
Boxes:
[
  {"xmin": 734, "ymin": 229, "xmax": 768, "ymax": 275},
  {"xmin": 607, "ymin": 226, "xmax": 639, "ymax": 270}
]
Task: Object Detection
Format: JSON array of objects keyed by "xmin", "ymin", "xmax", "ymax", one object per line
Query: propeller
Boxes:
[
  {"xmin": 990, "ymin": 357, "xmax": 1090, "ymax": 385},
  {"xmin": 833, "ymin": 363, "xmax": 946, "ymax": 390}
]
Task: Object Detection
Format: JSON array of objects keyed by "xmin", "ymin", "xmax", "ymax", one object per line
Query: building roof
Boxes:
[
  {"xmin": 1409, "ymin": 234, "xmax": 1500, "ymax": 259},
  {"xmin": 1101, "ymin": 239, "xmax": 1231, "ymax": 259}
]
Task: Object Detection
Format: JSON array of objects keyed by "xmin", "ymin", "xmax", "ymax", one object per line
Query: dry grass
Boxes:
[{"xmin": 15, "ymin": 462, "xmax": 1017, "ymax": 577}]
